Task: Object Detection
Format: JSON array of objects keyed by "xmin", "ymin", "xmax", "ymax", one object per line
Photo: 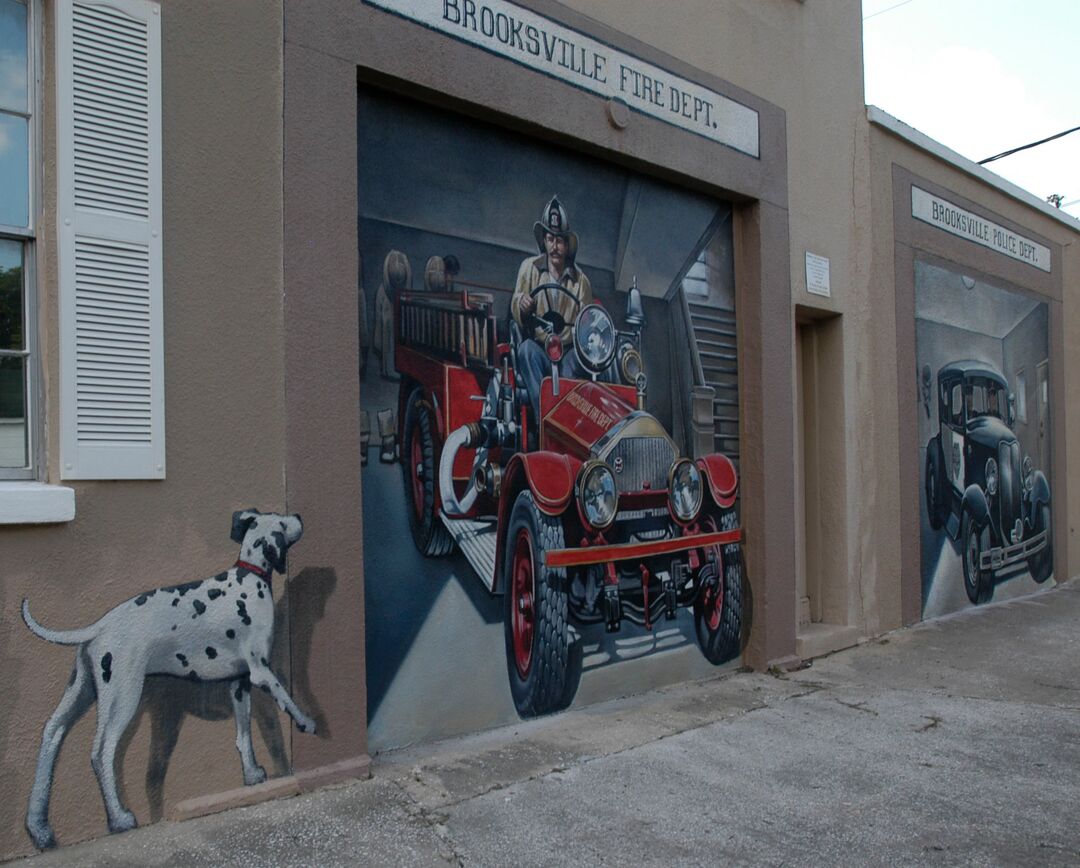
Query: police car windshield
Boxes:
[{"xmin": 967, "ymin": 378, "xmax": 1004, "ymax": 421}]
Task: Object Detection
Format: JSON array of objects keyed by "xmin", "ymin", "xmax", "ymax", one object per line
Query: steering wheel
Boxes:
[{"xmin": 526, "ymin": 281, "xmax": 582, "ymax": 336}]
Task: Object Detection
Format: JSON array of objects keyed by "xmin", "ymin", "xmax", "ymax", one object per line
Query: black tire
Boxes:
[
  {"xmin": 961, "ymin": 510, "xmax": 994, "ymax": 605},
  {"xmin": 1029, "ymin": 503, "xmax": 1053, "ymax": 584},
  {"xmin": 503, "ymin": 491, "xmax": 571, "ymax": 717},
  {"xmin": 401, "ymin": 388, "xmax": 454, "ymax": 557},
  {"xmin": 925, "ymin": 440, "xmax": 944, "ymax": 531},
  {"xmin": 694, "ymin": 509, "xmax": 742, "ymax": 665}
]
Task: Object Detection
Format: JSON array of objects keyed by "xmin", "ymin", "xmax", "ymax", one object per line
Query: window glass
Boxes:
[
  {"xmin": 0, "ymin": 113, "xmax": 28, "ymax": 227},
  {"xmin": 0, "ymin": 0, "xmax": 28, "ymax": 114},
  {"xmin": 0, "ymin": 355, "xmax": 25, "ymax": 467},
  {"xmin": 950, "ymin": 383, "xmax": 963, "ymax": 425},
  {"xmin": 0, "ymin": 238, "xmax": 22, "ymax": 349}
]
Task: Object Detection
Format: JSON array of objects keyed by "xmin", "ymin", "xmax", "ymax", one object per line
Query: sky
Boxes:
[{"xmin": 862, "ymin": 0, "xmax": 1080, "ymax": 221}]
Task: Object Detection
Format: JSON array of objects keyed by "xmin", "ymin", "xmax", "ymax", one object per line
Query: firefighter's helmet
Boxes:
[{"xmin": 533, "ymin": 195, "xmax": 579, "ymax": 259}]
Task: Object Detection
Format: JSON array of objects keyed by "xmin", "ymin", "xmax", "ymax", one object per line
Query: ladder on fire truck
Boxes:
[{"xmin": 687, "ymin": 301, "xmax": 740, "ymax": 469}]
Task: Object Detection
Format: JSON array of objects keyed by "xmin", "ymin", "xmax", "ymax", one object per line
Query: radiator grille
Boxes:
[{"xmin": 606, "ymin": 437, "xmax": 676, "ymax": 493}]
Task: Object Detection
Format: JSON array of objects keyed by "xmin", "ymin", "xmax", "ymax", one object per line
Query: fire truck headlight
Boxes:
[
  {"xmin": 573, "ymin": 304, "xmax": 618, "ymax": 373},
  {"xmin": 578, "ymin": 460, "xmax": 618, "ymax": 530},
  {"xmin": 985, "ymin": 457, "xmax": 998, "ymax": 496},
  {"xmin": 669, "ymin": 458, "xmax": 703, "ymax": 522}
]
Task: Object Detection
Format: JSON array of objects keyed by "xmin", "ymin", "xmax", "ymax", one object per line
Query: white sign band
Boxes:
[
  {"xmin": 365, "ymin": 0, "xmax": 760, "ymax": 157},
  {"xmin": 911, "ymin": 187, "xmax": 1051, "ymax": 273}
]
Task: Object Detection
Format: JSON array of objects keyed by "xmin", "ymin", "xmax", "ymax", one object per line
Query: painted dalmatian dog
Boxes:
[{"xmin": 21, "ymin": 509, "xmax": 311, "ymax": 850}]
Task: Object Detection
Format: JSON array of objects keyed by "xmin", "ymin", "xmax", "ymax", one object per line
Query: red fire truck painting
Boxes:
[{"xmin": 394, "ymin": 276, "xmax": 744, "ymax": 717}]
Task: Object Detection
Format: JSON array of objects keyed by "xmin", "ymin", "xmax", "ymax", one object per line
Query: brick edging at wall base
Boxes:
[{"xmin": 169, "ymin": 755, "xmax": 372, "ymax": 823}]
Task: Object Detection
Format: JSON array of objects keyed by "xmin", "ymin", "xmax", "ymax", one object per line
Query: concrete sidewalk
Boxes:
[{"xmin": 16, "ymin": 581, "xmax": 1080, "ymax": 867}]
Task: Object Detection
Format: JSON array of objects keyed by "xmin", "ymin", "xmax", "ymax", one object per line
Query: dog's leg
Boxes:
[
  {"xmin": 247, "ymin": 665, "xmax": 317, "ymax": 735},
  {"xmin": 26, "ymin": 652, "xmax": 95, "ymax": 850},
  {"xmin": 230, "ymin": 677, "xmax": 266, "ymax": 785},
  {"xmin": 90, "ymin": 663, "xmax": 144, "ymax": 835}
]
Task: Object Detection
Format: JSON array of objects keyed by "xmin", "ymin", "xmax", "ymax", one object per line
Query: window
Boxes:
[
  {"xmin": 0, "ymin": 0, "xmax": 37, "ymax": 479},
  {"xmin": 1015, "ymin": 370, "xmax": 1027, "ymax": 423}
]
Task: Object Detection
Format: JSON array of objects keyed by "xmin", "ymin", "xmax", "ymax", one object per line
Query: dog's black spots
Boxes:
[
  {"xmin": 259, "ymin": 684, "xmax": 271, "ymax": 694},
  {"xmin": 213, "ymin": 572, "xmax": 228, "ymax": 583},
  {"xmin": 226, "ymin": 629, "xmax": 236, "ymax": 639},
  {"xmin": 235, "ymin": 573, "xmax": 245, "ymax": 586},
  {"xmin": 100, "ymin": 653, "xmax": 113, "ymax": 683},
  {"xmin": 260, "ymin": 657, "xmax": 269, "ymax": 667},
  {"xmin": 236, "ymin": 600, "xmax": 251, "ymax": 626},
  {"xmin": 176, "ymin": 653, "xmax": 188, "ymax": 668},
  {"xmin": 192, "ymin": 599, "xmax": 207, "ymax": 616},
  {"xmin": 258, "ymin": 591, "xmax": 265, "ymax": 599},
  {"xmin": 205, "ymin": 646, "xmax": 217, "ymax": 659},
  {"xmin": 171, "ymin": 625, "xmax": 177, "ymax": 631},
  {"xmin": 207, "ymin": 588, "xmax": 224, "ymax": 601},
  {"xmin": 297, "ymin": 722, "xmax": 307, "ymax": 734},
  {"xmin": 187, "ymin": 670, "xmax": 199, "ymax": 682},
  {"xmin": 234, "ymin": 682, "xmax": 245, "ymax": 702},
  {"xmin": 171, "ymin": 598, "xmax": 179, "ymax": 607},
  {"xmin": 241, "ymin": 592, "xmax": 248, "ymax": 600},
  {"xmin": 134, "ymin": 589, "xmax": 156, "ymax": 606},
  {"xmin": 166, "ymin": 580, "xmax": 202, "ymax": 596}
]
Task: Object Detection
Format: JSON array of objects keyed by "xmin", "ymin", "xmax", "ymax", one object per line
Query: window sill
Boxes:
[{"xmin": 0, "ymin": 482, "xmax": 76, "ymax": 524}]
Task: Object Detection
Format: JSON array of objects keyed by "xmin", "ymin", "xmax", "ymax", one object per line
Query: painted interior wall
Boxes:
[{"xmin": 0, "ymin": 1, "xmax": 286, "ymax": 858}]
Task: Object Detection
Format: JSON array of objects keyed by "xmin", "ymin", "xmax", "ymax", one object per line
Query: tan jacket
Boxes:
[{"xmin": 510, "ymin": 254, "xmax": 592, "ymax": 345}]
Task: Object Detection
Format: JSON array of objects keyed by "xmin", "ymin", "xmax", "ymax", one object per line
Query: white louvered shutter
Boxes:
[{"xmin": 57, "ymin": 0, "xmax": 164, "ymax": 479}]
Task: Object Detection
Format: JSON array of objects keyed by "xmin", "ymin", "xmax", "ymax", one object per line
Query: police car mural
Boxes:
[
  {"xmin": 393, "ymin": 197, "xmax": 743, "ymax": 718},
  {"xmin": 924, "ymin": 360, "xmax": 1052, "ymax": 605}
]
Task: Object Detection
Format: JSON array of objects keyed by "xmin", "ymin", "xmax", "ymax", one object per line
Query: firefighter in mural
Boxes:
[{"xmin": 510, "ymin": 195, "xmax": 592, "ymax": 424}]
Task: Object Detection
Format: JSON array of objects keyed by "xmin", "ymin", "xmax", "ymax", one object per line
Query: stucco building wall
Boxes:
[{"xmin": 0, "ymin": 1, "xmax": 287, "ymax": 858}]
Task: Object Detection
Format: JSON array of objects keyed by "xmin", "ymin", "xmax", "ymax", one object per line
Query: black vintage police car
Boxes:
[{"xmin": 924, "ymin": 360, "xmax": 1052, "ymax": 604}]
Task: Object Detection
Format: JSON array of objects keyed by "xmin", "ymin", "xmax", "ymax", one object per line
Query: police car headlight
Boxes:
[
  {"xmin": 985, "ymin": 457, "xmax": 998, "ymax": 496},
  {"xmin": 669, "ymin": 458, "xmax": 703, "ymax": 522},
  {"xmin": 578, "ymin": 460, "xmax": 618, "ymax": 530},
  {"xmin": 1022, "ymin": 455, "xmax": 1034, "ymax": 492},
  {"xmin": 573, "ymin": 304, "xmax": 617, "ymax": 373}
]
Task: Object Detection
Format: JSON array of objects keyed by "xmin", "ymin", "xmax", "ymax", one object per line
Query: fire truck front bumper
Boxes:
[{"xmin": 543, "ymin": 528, "xmax": 741, "ymax": 569}]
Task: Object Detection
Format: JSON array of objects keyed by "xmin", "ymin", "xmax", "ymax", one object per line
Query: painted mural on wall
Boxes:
[
  {"xmin": 916, "ymin": 260, "xmax": 1053, "ymax": 619},
  {"xmin": 359, "ymin": 90, "xmax": 745, "ymax": 749},
  {"xmin": 20, "ymin": 509, "xmax": 312, "ymax": 850}
]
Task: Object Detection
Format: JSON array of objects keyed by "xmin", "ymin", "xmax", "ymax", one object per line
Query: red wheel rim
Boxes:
[
  {"xmin": 511, "ymin": 528, "xmax": 536, "ymax": 678},
  {"xmin": 699, "ymin": 516, "xmax": 724, "ymax": 631},
  {"xmin": 409, "ymin": 424, "xmax": 424, "ymax": 522}
]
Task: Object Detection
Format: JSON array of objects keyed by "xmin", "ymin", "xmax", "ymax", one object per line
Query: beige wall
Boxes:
[
  {"xmin": 867, "ymin": 121, "xmax": 1078, "ymax": 625},
  {"xmin": 0, "ymin": 1, "xmax": 286, "ymax": 858}
]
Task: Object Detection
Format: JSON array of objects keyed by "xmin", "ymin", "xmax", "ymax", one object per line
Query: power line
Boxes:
[
  {"xmin": 979, "ymin": 124, "xmax": 1080, "ymax": 164},
  {"xmin": 863, "ymin": 0, "xmax": 918, "ymax": 21}
]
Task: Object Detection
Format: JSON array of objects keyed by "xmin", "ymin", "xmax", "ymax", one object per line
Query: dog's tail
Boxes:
[{"xmin": 22, "ymin": 599, "xmax": 101, "ymax": 646}]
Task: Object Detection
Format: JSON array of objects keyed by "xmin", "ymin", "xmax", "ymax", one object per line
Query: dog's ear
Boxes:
[{"xmin": 231, "ymin": 509, "xmax": 259, "ymax": 543}]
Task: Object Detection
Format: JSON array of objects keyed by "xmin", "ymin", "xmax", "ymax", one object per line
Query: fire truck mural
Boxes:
[
  {"xmin": 915, "ymin": 260, "xmax": 1053, "ymax": 619},
  {"xmin": 359, "ymin": 90, "xmax": 745, "ymax": 748}
]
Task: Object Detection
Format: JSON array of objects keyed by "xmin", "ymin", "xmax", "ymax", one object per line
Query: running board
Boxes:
[{"xmin": 440, "ymin": 512, "xmax": 498, "ymax": 592}]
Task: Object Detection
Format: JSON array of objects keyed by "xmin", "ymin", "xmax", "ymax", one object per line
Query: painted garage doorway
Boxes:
[
  {"xmin": 357, "ymin": 88, "xmax": 744, "ymax": 750},
  {"xmin": 915, "ymin": 258, "xmax": 1054, "ymax": 619}
]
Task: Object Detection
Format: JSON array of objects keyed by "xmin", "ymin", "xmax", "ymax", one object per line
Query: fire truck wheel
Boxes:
[
  {"xmin": 1029, "ymin": 503, "xmax": 1053, "ymax": 584},
  {"xmin": 694, "ymin": 509, "xmax": 742, "ymax": 665},
  {"xmin": 961, "ymin": 510, "xmax": 994, "ymax": 605},
  {"xmin": 402, "ymin": 388, "xmax": 454, "ymax": 557},
  {"xmin": 503, "ymin": 490, "xmax": 571, "ymax": 718}
]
